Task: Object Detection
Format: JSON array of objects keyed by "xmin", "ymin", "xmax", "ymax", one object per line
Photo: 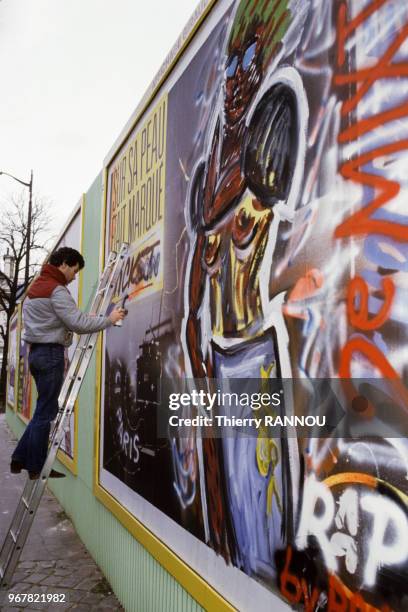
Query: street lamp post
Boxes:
[{"xmin": 0, "ymin": 170, "xmax": 33, "ymax": 287}]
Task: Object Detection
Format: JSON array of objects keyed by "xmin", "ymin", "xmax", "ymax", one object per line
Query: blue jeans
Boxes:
[{"xmin": 12, "ymin": 343, "xmax": 65, "ymax": 473}]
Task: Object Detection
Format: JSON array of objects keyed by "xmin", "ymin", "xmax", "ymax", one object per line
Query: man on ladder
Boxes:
[{"xmin": 10, "ymin": 246, "xmax": 126, "ymax": 480}]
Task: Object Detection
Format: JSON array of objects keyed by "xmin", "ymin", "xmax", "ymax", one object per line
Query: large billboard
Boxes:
[
  {"xmin": 54, "ymin": 203, "xmax": 83, "ymax": 465},
  {"xmin": 16, "ymin": 330, "xmax": 32, "ymax": 422},
  {"xmin": 98, "ymin": 1, "xmax": 408, "ymax": 610},
  {"xmin": 6, "ymin": 307, "xmax": 20, "ymax": 410}
]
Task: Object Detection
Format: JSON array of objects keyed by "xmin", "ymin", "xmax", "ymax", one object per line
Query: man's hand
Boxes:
[{"xmin": 109, "ymin": 307, "xmax": 127, "ymax": 325}]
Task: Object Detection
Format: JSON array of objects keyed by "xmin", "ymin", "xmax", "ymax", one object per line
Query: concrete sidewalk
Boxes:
[{"xmin": 0, "ymin": 415, "xmax": 124, "ymax": 611}]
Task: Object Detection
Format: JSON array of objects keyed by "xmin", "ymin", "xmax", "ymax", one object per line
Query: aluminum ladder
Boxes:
[{"xmin": 0, "ymin": 242, "xmax": 128, "ymax": 589}]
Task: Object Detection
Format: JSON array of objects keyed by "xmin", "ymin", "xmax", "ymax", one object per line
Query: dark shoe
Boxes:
[
  {"xmin": 10, "ymin": 460, "xmax": 24, "ymax": 474},
  {"xmin": 29, "ymin": 469, "xmax": 66, "ymax": 480},
  {"xmin": 49, "ymin": 469, "xmax": 66, "ymax": 479}
]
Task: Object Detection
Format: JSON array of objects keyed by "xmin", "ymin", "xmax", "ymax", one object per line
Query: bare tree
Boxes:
[{"xmin": 0, "ymin": 191, "xmax": 53, "ymax": 406}]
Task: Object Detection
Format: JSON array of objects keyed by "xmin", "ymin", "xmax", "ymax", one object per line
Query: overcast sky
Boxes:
[{"xmin": 0, "ymin": 0, "xmax": 198, "ymax": 242}]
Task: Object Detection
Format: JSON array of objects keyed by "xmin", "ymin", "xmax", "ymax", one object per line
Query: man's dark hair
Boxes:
[{"xmin": 49, "ymin": 247, "xmax": 85, "ymax": 270}]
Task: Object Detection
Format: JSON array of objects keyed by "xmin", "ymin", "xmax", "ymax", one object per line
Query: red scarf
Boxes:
[{"xmin": 27, "ymin": 264, "xmax": 67, "ymax": 299}]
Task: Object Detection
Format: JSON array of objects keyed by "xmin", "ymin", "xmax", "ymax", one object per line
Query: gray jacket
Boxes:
[{"xmin": 23, "ymin": 286, "xmax": 112, "ymax": 347}]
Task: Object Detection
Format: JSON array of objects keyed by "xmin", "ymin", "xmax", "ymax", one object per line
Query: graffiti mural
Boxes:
[{"xmin": 99, "ymin": 0, "xmax": 408, "ymax": 609}]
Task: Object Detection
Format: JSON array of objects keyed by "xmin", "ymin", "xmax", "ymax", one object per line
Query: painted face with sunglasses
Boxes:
[{"xmin": 224, "ymin": 33, "xmax": 263, "ymax": 125}]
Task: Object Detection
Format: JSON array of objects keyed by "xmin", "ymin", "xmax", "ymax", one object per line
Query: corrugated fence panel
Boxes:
[{"xmin": 48, "ymin": 475, "xmax": 204, "ymax": 612}]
